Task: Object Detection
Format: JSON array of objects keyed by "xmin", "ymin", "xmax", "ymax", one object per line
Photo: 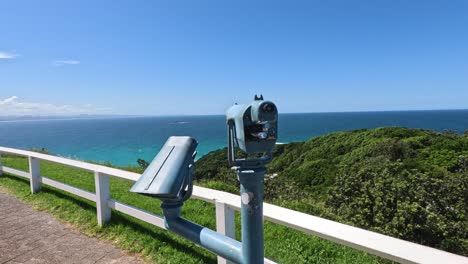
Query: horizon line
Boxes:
[{"xmin": 1, "ymin": 108, "xmax": 468, "ymax": 121}]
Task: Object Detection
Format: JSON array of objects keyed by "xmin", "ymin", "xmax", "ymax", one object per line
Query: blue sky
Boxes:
[{"xmin": 1, "ymin": 0, "xmax": 467, "ymax": 116}]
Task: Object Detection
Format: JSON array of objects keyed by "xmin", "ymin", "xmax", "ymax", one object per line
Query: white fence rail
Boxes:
[{"xmin": 0, "ymin": 147, "xmax": 466, "ymax": 264}]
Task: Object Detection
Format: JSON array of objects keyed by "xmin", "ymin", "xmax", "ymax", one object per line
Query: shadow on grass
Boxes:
[
  {"xmin": 108, "ymin": 213, "xmax": 216, "ymax": 263},
  {"xmin": 3, "ymin": 174, "xmax": 96, "ymax": 213},
  {"xmin": 1, "ymin": 173, "xmax": 216, "ymax": 264}
]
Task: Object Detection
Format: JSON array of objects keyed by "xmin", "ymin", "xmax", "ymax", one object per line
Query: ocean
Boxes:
[{"xmin": 0, "ymin": 110, "xmax": 467, "ymax": 166}]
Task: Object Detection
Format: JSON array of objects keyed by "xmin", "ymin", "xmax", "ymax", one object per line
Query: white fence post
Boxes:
[
  {"xmin": 94, "ymin": 171, "xmax": 111, "ymax": 226},
  {"xmin": 0, "ymin": 153, "xmax": 3, "ymax": 177},
  {"xmin": 28, "ymin": 157, "xmax": 41, "ymax": 193},
  {"xmin": 216, "ymin": 201, "xmax": 236, "ymax": 264}
]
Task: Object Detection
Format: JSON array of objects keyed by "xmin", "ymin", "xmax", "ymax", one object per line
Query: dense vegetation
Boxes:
[{"xmin": 194, "ymin": 127, "xmax": 468, "ymax": 255}]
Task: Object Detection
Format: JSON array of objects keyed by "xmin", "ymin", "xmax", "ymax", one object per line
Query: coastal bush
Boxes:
[
  {"xmin": 194, "ymin": 127, "xmax": 468, "ymax": 256},
  {"xmin": 328, "ymin": 160, "xmax": 467, "ymax": 254},
  {"xmin": 137, "ymin": 158, "xmax": 149, "ymax": 169},
  {"xmin": 30, "ymin": 147, "xmax": 50, "ymax": 154}
]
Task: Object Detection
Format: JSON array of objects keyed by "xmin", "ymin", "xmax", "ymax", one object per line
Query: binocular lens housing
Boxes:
[
  {"xmin": 226, "ymin": 96, "xmax": 278, "ymax": 154},
  {"xmin": 130, "ymin": 136, "xmax": 198, "ymax": 203},
  {"xmin": 262, "ymin": 103, "xmax": 275, "ymax": 113}
]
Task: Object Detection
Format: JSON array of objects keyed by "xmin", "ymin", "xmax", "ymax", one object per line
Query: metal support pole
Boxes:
[
  {"xmin": 237, "ymin": 167, "xmax": 265, "ymax": 264},
  {"xmin": 162, "ymin": 202, "xmax": 243, "ymax": 264}
]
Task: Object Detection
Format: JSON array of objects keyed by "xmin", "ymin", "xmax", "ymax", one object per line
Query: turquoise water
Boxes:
[{"xmin": 0, "ymin": 110, "xmax": 467, "ymax": 166}]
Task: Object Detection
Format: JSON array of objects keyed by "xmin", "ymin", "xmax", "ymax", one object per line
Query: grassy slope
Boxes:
[{"xmin": 0, "ymin": 155, "xmax": 384, "ymax": 264}]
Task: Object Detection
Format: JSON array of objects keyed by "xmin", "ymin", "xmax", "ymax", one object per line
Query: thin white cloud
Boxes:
[
  {"xmin": 0, "ymin": 96, "xmax": 111, "ymax": 116},
  {"xmin": 53, "ymin": 60, "xmax": 80, "ymax": 66},
  {"xmin": 0, "ymin": 51, "xmax": 18, "ymax": 60}
]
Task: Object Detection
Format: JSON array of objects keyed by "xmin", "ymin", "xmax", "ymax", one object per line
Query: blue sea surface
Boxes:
[{"xmin": 0, "ymin": 110, "xmax": 467, "ymax": 166}]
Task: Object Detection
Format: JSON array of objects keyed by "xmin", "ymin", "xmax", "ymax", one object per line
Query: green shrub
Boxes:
[
  {"xmin": 328, "ymin": 159, "xmax": 467, "ymax": 254},
  {"xmin": 195, "ymin": 127, "xmax": 468, "ymax": 256}
]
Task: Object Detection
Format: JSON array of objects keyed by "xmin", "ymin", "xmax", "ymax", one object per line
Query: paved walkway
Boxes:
[{"xmin": 0, "ymin": 190, "xmax": 144, "ymax": 264}]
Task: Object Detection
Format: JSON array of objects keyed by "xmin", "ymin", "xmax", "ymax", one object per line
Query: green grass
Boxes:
[{"xmin": 0, "ymin": 155, "xmax": 387, "ymax": 264}]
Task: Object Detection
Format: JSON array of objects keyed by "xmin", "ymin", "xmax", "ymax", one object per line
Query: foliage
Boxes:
[
  {"xmin": 194, "ymin": 127, "xmax": 468, "ymax": 255},
  {"xmin": 329, "ymin": 159, "xmax": 467, "ymax": 254},
  {"xmin": 30, "ymin": 147, "xmax": 50, "ymax": 154},
  {"xmin": 137, "ymin": 158, "xmax": 149, "ymax": 169}
]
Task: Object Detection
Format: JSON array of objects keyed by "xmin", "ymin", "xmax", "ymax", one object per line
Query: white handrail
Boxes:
[{"xmin": 0, "ymin": 146, "xmax": 466, "ymax": 264}]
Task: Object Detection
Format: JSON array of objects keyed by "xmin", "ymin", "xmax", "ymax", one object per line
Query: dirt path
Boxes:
[{"xmin": 0, "ymin": 190, "xmax": 144, "ymax": 264}]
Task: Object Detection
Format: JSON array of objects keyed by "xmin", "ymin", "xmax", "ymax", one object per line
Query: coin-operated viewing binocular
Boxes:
[
  {"xmin": 130, "ymin": 95, "xmax": 277, "ymax": 264},
  {"xmin": 226, "ymin": 95, "xmax": 278, "ymax": 166},
  {"xmin": 130, "ymin": 136, "xmax": 197, "ymax": 204}
]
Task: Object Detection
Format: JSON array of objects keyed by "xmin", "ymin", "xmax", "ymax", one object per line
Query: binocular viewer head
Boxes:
[
  {"xmin": 130, "ymin": 136, "xmax": 198, "ymax": 203},
  {"xmin": 226, "ymin": 95, "xmax": 278, "ymax": 155},
  {"xmin": 131, "ymin": 95, "xmax": 278, "ymax": 203}
]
